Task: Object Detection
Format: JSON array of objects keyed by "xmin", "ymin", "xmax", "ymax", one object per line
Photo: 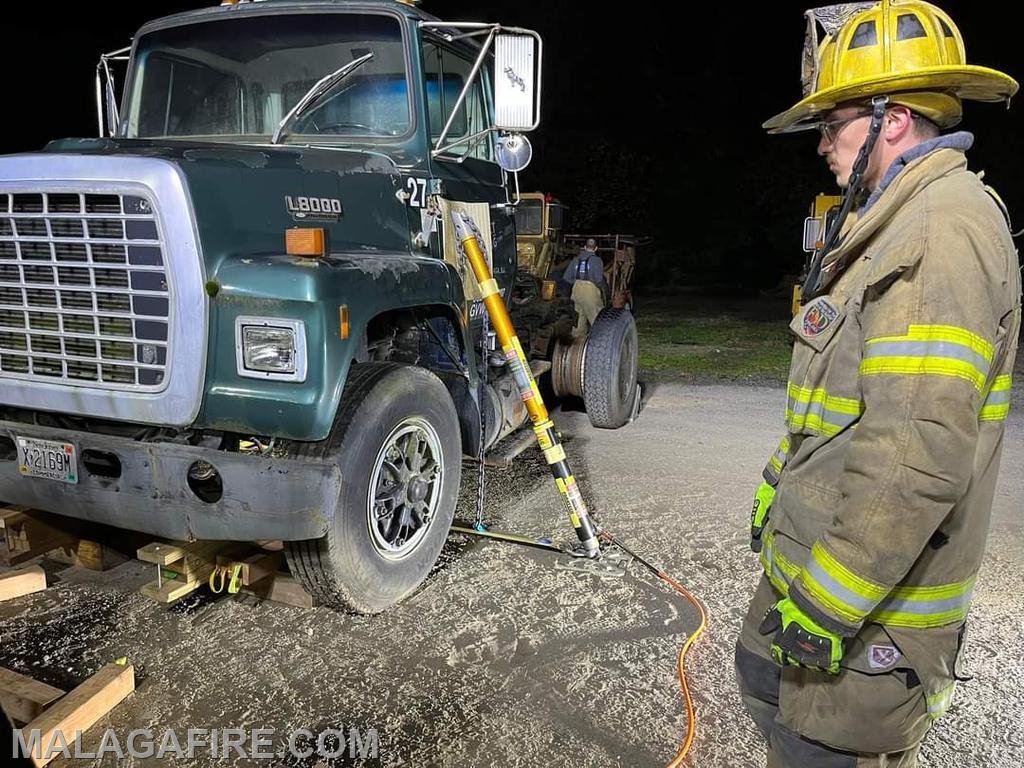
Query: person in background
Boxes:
[{"xmin": 563, "ymin": 237, "xmax": 607, "ymax": 337}]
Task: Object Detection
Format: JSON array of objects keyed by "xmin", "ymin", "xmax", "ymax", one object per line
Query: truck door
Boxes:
[{"xmin": 421, "ymin": 36, "xmax": 515, "ymax": 302}]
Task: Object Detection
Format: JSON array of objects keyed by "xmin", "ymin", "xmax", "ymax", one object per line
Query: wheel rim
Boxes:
[{"xmin": 367, "ymin": 417, "xmax": 444, "ymax": 560}]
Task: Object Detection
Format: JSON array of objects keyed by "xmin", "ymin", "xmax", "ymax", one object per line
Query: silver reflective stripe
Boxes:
[
  {"xmin": 762, "ymin": 538, "xmax": 791, "ymax": 589},
  {"xmin": 804, "ymin": 557, "xmax": 879, "ymax": 614},
  {"xmin": 927, "ymin": 683, "xmax": 956, "ymax": 717},
  {"xmin": 876, "ymin": 589, "xmax": 973, "ymax": 617},
  {"xmin": 983, "ymin": 389, "xmax": 1011, "ymax": 406},
  {"xmin": 786, "ymin": 397, "xmax": 861, "ymax": 429},
  {"xmin": 864, "ymin": 340, "xmax": 991, "ymax": 376}
]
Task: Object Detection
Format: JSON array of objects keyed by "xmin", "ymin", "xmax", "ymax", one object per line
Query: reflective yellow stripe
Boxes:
[
  {"xmin": 980, "ymin": 374, "xmax": 1012, "ymax": 422},
  {"xmin": 872, "ymin": 575, "xmax": 975, "ymax": 628},
  {"xmin": 980, "ymin": 403, "xmax": 1011, "ymax": 422},
  {"xmin": 759, "ymin": 531, "xmax": 799, "ymax": 595},
  {"xmin": 926, "ymin": 682, "xmax": 957, "ymax": 719},
  {"xmin": 787, "ymin": 385, "xmax": 863, "ymax": 414},
  {"xmin": 868, "ymin": 325, "xmax": 994, "ymax": 360},
  {"xmin": 785, "ymin": 384, "xmax": 863, "ymax": 436},
  {"xmin": 988, "ymin": 374, "xmax": 1013, "ymax": 392},
  {"xmin": 861, "ymin": 325, "xmax": 994, "ymax": 391},
  {"xmin": 860, "ymin": 357, "xmax": 988, "ymax": 390},
  {"xmin": 768, "ymin": 436, "xmax": 790, "ymax": 473},
  {"xmin": 870, "ymin": 605, "xmax": 971, "ymax": 628},
  {"xmin": 800, "ymin": 542, "xmax": 888, "ymax": 624},
  {"xmin": 759, "ymin": 535, "xmax": 973, "ymax": 628}
]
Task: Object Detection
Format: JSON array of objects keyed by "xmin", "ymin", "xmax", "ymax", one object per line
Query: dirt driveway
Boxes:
[{"xmin": 1, "ymin": 380, "xmax": 1021, "ymax": 767}]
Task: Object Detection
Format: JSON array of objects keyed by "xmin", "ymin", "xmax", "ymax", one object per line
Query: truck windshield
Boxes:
[
  {"xmin": 123, "ymin": 13, "xmax": 410, "ymax": 141},
  {"xmin": 514, "ymin": 200, "xmax": 543, "ymax": 235}
]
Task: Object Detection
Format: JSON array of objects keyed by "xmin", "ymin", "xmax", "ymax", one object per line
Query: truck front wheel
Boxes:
[{"xmin": 285, "ymin": 363, "xmax": 461, "ymax": 613}]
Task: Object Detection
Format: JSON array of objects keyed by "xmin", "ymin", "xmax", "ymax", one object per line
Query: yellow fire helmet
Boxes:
[{"xmin": 764, "ymin": 0, "xmax": 1018, "ymax": 133}]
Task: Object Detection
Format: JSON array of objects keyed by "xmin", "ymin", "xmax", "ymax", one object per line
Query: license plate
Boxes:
[{"xmin": 17, "ymin": 436, "xmax": 78, "ymax": 484}]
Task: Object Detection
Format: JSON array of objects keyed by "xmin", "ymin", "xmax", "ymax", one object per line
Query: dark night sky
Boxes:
[{"xmin": 2, "ymin": 1, "xmax": 1022, "ymax": 291}]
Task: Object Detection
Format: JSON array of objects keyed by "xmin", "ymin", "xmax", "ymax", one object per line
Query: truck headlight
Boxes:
[{"xmin": 235, "ymin": 317, "xmax": 307, "ymax": 382}]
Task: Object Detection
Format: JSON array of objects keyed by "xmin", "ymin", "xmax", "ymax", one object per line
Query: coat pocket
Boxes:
[
  {"xmin": 863, "ymin": 622, "xmax": 964, "ymax": 724},
  {"xmin": 777, "ymin": 620, "xmax": 932, "ymax": 754},
  {"xmin": 779, "ymin": 621, "xmax": 956, "ymax": 754}
]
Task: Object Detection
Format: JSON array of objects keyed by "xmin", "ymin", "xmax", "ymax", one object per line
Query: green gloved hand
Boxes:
[
  {"xmin": 759, "ymin": 597, "xmax": 844, "ymax": 674},
  {"xmin": 749, "ymin": 481, "xmax": 775, "ymax": 552}
]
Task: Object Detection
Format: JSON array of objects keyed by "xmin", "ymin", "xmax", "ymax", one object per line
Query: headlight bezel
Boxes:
[{"xmin": 234, "ymin": 316, "xmax": 308, "ymax": 382}]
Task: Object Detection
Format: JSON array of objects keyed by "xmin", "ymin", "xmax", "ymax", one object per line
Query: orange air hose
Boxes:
[{"xmin": 599, "ymin": 530, "xmax": 708, "ymax": 766}]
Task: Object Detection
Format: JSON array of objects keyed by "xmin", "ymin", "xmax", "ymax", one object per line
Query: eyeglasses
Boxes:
[{"xmin": 817, "ymin": 111, "xmax": 872, "ymax": 145}]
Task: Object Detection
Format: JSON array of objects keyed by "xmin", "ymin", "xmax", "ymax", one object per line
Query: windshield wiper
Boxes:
[{"xmin": 271, "ymin": 51, "xmax": 374, "ymax": 144}]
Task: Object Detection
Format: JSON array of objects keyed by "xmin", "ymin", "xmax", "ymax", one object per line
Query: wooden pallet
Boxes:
[{"xmin": 0, "ymin": 662, "xmax": 134, "ymax": 767}]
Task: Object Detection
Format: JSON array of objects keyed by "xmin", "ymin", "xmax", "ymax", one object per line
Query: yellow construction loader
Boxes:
[{"xmin": 793, "ymin": 193, "xmax": 843, "ymax": 315}]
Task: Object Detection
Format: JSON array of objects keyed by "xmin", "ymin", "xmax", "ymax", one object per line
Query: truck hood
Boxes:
[{"xmin": 37, "ymin": 138, "xmax": 415, "ymax": 277}]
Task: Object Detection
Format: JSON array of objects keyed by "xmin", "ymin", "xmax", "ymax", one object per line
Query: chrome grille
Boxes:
[{"xmin": 0, "ymin": 191, "xmax": 169, "ymax": 389}]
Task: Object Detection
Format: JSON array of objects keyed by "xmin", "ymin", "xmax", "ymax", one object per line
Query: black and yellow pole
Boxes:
[{"xmin": 451, "ymin": 211, "xmax": 601, "ymax": 558}]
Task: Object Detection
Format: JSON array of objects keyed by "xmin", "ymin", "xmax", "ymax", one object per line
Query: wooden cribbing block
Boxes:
[
  {"xmin": 140, "ymin": 567, "xmax": 216, "ymax": 603},
  {"xmin": 0, "ymin": 504, "xmax": 30, "ymax": 528},
  {"xmin": 137, "ymin": 540, "xmax": 249, "ymax": 604},
  {"xmin": 2, "ymin": 511, "xmax": 76, "ymax": 567},
  {"xmin": 0, "ymin": 668, "xmax": 64, "ymax": 725},
  {"xmin": 136, "ymin": 540, "xmax": 224, "ymax": 566},
  {"xmin": 243, "ymin": 572, "xmax": 316, "ymax": 609},
  {"xmin": 217, "ymin": 551, "xmax": 284, "ymax": 587},
  {"xmin": 23, "ymin": 662, "xmax": 134, "ymax": 767},
  {"xmin": 0, "ymin": 566, "xmax": 46, "ymax": 602},
  {"xmin": 46, "ymin": 539, "xmax": 125, "ymax": 572}
]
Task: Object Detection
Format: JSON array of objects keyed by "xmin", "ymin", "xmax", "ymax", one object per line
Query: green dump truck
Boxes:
[{"xmin": 0, "ymin": 0, "xmax": 639, "ymax": 612}]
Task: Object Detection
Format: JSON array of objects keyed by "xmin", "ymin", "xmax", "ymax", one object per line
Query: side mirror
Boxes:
[
  {"xmin": 495, "ymin": 133, "xmax": 532, "ymax": 172},
  {"xmin": 494, "ymin": 33, "xmax": 539, "ymax": 131},
  {"xmin": 802, "ymin": 216, "xmax": 820, "ymax": 252}
]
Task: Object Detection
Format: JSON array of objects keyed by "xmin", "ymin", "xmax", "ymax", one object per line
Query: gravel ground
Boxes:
[{"xmin": 0, "ymin": 380, "xmax": 1021, "ymax": 767}]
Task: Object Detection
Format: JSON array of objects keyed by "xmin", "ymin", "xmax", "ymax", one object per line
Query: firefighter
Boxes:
[
  {"xmin": 563, "ymin": 237, "xmax": 607, "ymax": 337},
  {"xmin": 735, "ymin": 2, "xmax": 1020, "ymax": 766}
]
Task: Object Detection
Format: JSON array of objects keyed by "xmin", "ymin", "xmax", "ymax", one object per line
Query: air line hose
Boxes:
[{"xmin": 598, "ymin": 529, "xmax": 708, "ymax": 766}]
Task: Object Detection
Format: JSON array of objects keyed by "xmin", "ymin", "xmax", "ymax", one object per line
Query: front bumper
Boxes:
[{"xmin": 0, "ymin": 420, "xmax": 337, "ymax": 542}]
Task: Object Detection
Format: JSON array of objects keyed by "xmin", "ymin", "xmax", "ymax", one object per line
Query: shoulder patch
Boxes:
[{"xmin": 802, "ymin": 297, "xmax": 840, "ymax": 338}]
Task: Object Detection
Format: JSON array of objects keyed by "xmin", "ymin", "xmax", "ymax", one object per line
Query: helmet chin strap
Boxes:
[{"xmin": 802, "ymin": 95, "xmax": 889, "ymax": 300}]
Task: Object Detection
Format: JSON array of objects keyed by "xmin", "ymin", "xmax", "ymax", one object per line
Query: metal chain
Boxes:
[{"xmin": 474, "ymin": 309, "xmax": 489, "ymax": 531}]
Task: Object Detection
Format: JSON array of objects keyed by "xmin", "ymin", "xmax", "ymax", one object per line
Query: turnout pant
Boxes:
[{"xmin": 734, "ymin": 576, "xmax": 958, "ymax": 768}]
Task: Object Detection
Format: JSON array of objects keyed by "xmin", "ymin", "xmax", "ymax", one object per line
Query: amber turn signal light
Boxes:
[{"xmin": 286, "ymin": 228, "xmax": 326, "ymax": 258}]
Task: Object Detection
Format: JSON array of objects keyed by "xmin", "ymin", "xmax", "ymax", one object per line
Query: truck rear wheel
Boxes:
[
  {"xmin": 583, "ymin": 308, "xmax": 639, "ymax": 429},
  {"xmin": 285, "ymin": 363, "xmax": 461, "ymax": 614}
]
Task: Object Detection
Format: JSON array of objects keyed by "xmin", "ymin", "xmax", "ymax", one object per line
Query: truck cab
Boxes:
[{"xmin": 0, "ymin": 0, "xmax": 639, "ymax": 613}]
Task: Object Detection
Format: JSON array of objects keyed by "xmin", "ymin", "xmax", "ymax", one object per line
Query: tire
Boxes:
[
  {"xmin": 285, "ymin": 363, "xmax": 461, "ymax": 614},
  {"xmin": 582, "ymin": 308, "xmax": 639, "ymax": 429}
]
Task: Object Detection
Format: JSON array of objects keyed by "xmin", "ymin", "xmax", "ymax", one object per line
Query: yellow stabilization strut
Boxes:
[{"xmin": 451, "ymin": 211, "xmax": 601, "ymax": 557}]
